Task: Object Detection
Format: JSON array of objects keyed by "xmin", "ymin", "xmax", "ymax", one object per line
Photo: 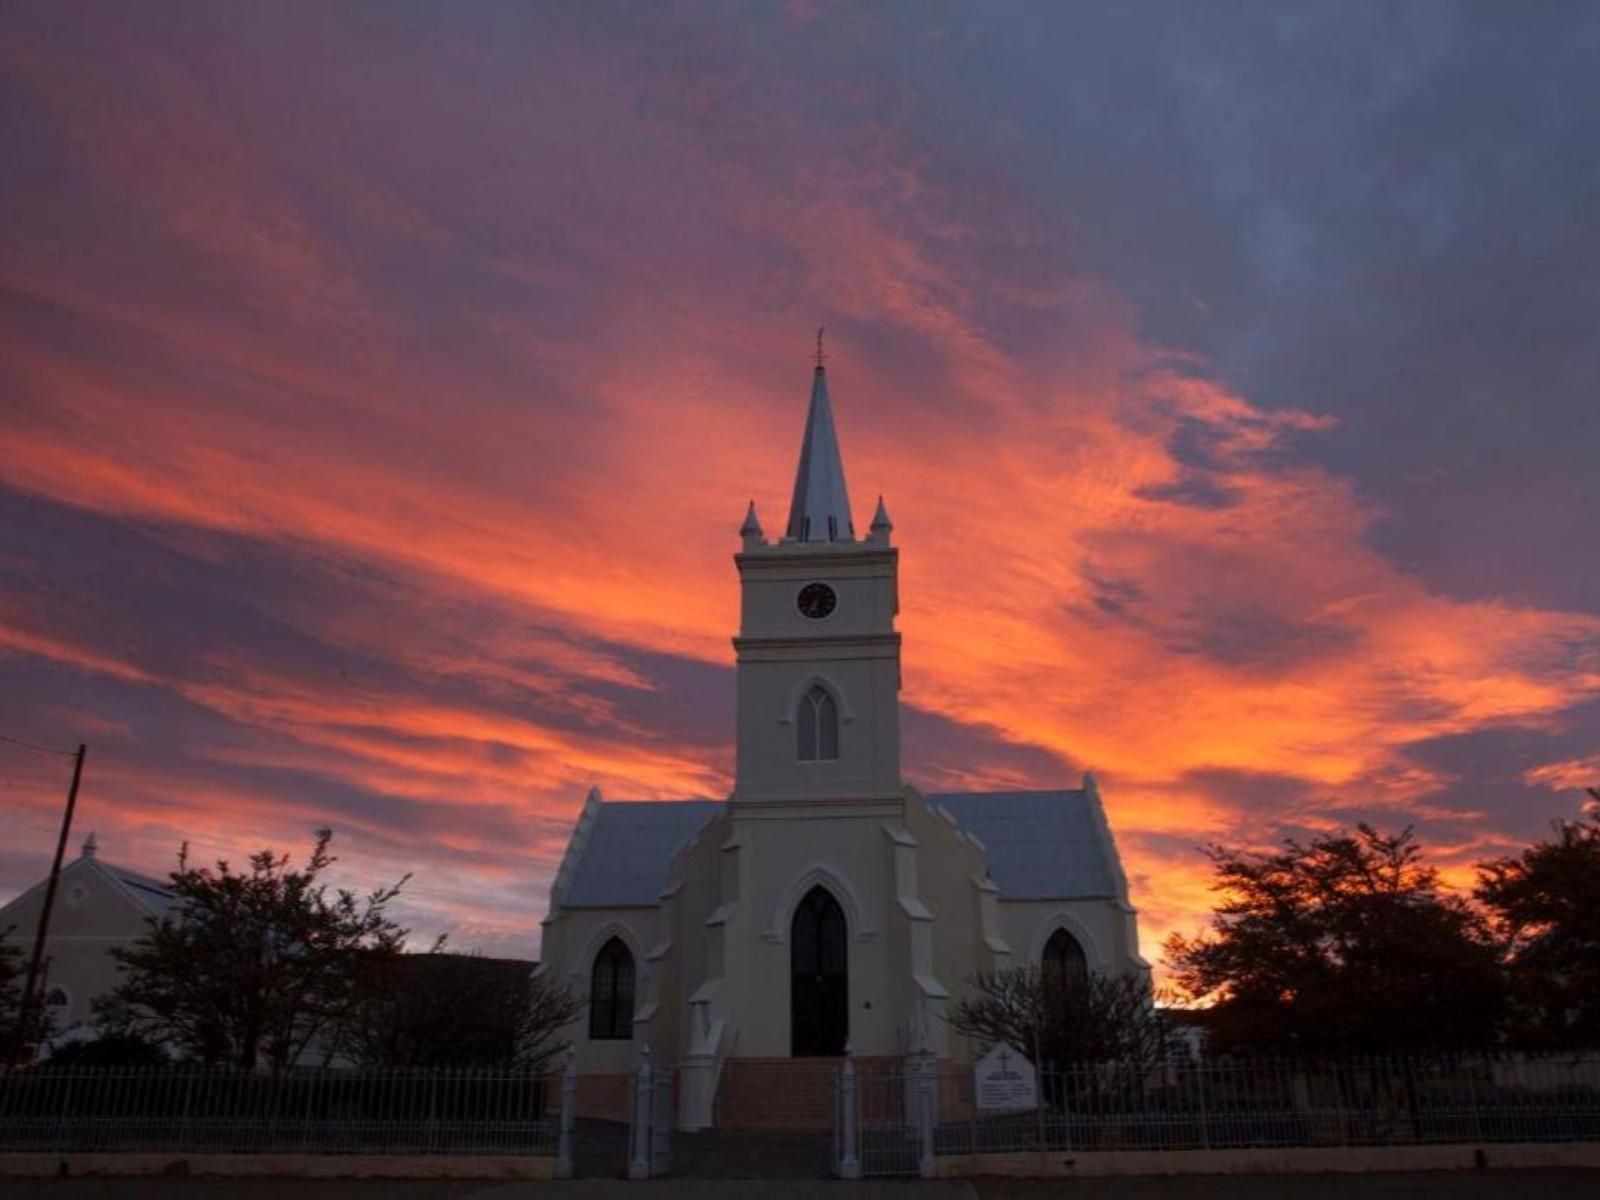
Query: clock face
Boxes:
[{"xmin": 797, "ymin": 582, "xmax": 837, "ymax": 620}]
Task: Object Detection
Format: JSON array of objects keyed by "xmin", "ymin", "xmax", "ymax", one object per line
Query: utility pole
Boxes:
[{"xmin": 13, "ymin": 743, "xmax": 87, "ymax": 1060}]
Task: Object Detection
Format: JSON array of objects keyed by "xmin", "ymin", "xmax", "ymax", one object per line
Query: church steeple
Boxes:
[{"xmin": 785, "ymin": 353, "xmax": 855, "ymax": 543}]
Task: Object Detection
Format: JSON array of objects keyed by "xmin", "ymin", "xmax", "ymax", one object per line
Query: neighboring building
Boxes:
[
  {"xmin": 537, "ymin": 355, "xmax": 1147, "ymax": 1128},
  {"xmin": 0, "ymin": 834, "xmax": 174, "ymax": 1045}
]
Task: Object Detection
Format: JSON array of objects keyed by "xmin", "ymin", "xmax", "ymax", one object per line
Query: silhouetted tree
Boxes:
[
  {"xmin": 339, "ymin": 951, "xmax": 582, "ymax": 1071},
  {"xmin": 0, "ymin": 927, "xmax": 22, "ymax": 1032},
  {"xmin": 949, "ymin": 967, "xmax": 1166, "ymax": 1070},
  {"xmin": 1165, "ymin": 825, "xmax": 1505, "ymax": 1055},
  {"xmin": 97, "ymin": 830, "xmax": 415, "ymax": 1070},
  {"xmin": 43, "ymin": 1032, "xmax": 169, "ymax": 1069},
  {"xmin": 1477, "ymin": 809, "xmax": 1600, "ymax": 1049},
  {"xmin": 1, "ymin": 925, "xmax": 54, "ymax": 1062}
]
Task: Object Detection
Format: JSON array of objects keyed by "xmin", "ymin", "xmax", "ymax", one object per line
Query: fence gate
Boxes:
[
  {"xmin": 650, "ymin": 1066, "xmax": 673, "ymax": 1176},
  {"xmin": 627, "ymin": 1051, "xmax": 672, "ymax": 1179},
  {"xmin": 832, "ymin": 1057, "xmax": 933, "ymax": 1179}
]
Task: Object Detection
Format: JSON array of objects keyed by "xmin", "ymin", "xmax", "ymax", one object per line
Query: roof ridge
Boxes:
[{"xmin": 928, "ymin": 787, "xmax": 1086, "ymax": 798}]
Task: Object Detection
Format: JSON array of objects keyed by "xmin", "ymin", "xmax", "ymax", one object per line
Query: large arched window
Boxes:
[
  {"xmin": 589, "ymin": 937, "xmax": 635, "ymax": 1041},
  {"xmin": 1043, "ymin": 927, "xmax": 1089, "ymax": 999},
  {"xmin": 797, "ymin": 684, "xmax": 839, "ymax": 761}
]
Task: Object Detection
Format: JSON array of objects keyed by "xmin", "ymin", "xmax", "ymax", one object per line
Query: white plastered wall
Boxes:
[{"xmin": 541, "ymin": 905, "xmax": 652, "ymax": 1075}]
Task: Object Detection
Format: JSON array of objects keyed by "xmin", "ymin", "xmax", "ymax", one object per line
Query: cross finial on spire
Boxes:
[{"xmin": 815, "ymin": 325, "xmax": 826, "ymax": 371}]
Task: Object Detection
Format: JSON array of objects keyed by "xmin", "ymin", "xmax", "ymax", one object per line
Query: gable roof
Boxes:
[
  {"xmin": 927, "ymin": 789, "xmax": 1116, "ymax": 900},
  {"xmin": 95, "ymin": 861, "xmax": 179, "ymax": 916},
  {"xmin": 548, "ymin": 783, "xmax": 1128, "ymax": 912},
  {"xmin": 559, "ymin": 799, "xmax": 721, "ymax": 909},
  {"xmin": 0, "ymin": 855, "xmax": 177, "ymax": 929}
]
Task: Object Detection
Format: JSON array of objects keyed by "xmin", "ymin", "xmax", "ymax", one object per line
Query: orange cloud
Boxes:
[{"xmin": 1, "ymin": 5, "xmax": 1595, "ymax": 972}]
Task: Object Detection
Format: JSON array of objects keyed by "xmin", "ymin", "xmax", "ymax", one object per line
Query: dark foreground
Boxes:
[{"xmin": 3, "ymin": 1170, "xmax": 1599, "ymax": 1199}]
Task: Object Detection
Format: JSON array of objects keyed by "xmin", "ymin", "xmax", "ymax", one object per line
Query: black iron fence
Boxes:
[{"xmin": 0, "ymin": 1066, "xmax": 558, "ymax": 1156}]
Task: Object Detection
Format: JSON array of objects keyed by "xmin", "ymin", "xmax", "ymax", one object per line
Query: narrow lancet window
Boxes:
[
  {"xmin": 589, "ymin": 936, "xmax": 636, "ymax": 1040},
  {"xmin": 1043, "ymin": 927, "xmax": 1090, "ymax": 999},
  {"xmin": 798, "ymin": 684, "xmax": 839, "ymax": 761}
]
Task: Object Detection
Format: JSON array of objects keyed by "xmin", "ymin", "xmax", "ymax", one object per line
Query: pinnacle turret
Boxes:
[{"xmin": 740, "ymin": 500, "xmax": 764, "ymax": 544}]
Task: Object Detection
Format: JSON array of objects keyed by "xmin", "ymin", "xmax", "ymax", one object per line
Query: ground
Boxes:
[{"xmin": 3, "ymin": 1172, "xmax": 1599, "ymax": 1199}]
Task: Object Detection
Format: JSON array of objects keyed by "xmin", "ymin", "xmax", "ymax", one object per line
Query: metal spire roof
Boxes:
[{"xmin": 785, "ymin": 364, "xmax": 855, "ymax": 543}]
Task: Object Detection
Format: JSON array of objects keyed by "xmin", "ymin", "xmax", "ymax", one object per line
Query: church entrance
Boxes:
[{"xmin": 790, "ymin": 885, "xmax": 848, "ymax": 1056}]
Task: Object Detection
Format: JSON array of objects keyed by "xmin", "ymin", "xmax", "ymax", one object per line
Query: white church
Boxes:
[{"xmin": 537, "ymin": 353, "xmax": 1146, "ymax": 1127}]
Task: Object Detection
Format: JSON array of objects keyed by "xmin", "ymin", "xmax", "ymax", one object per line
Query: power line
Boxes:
[{"xmin": 0, "ymin": 730, "xmax": 77, "ymax": 758}]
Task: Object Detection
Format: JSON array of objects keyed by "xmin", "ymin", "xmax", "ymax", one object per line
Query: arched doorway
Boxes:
[{"xmin": 791, "ymin": 885, "xmax": 848, "ymax": 1056}]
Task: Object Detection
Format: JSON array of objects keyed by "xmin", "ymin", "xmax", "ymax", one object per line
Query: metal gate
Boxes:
[
  {"xmin": 832, "ymin": 1056, "xmax": 935, "ymax": 1178},
  {"xmin": 628, "ymin": 1052, "xmax": 672, "ymax": 1178}
]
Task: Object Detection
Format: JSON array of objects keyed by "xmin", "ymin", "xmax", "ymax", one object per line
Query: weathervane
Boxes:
[{"xmin": 815, "ymin": 325, "xmax": 826, "ymax": 370}]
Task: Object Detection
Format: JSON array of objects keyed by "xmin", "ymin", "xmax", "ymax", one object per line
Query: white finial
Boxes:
[{"xmin": 81, "ymin": 831, "xmax": 98, "ymax": 860}]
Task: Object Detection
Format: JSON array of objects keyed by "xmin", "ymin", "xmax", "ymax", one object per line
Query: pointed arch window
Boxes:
[
  {"xmin": 589, "ymin": 937, "xmax": 635, "ymax": 1041},
  {"xmin": 1043, "ymin": 927, "xmax": 1089, "ymax": 999},
  {"xmin": 797, "ymin": 684, "xmax": 839, "ymax": 761}
]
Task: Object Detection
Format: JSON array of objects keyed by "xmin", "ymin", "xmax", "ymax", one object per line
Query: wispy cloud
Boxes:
[{"xmin": 1, "ymin": 2, "xmax": 1595, "ymax": 963}]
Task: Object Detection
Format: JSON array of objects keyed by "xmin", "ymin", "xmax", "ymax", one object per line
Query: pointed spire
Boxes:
[
  {"xmin": 785, "ymin": 352, "xmax": 855, "ymax": 543},
  {"xmin": 81, "ymin": 831, "xmax": 98, "ymax": 860},
  {"xmin": 868, "ymin": 495, "xmax": 892, "ymax": 546},
  {"xmin": 740, "ymin": 500, "xmax": 762, "ymax": 538}
]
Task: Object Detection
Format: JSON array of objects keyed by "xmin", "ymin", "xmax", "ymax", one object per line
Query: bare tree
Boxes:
[{"xmin": 949, "ymin": 967, "xmax": 1166, "ymax": 1070}]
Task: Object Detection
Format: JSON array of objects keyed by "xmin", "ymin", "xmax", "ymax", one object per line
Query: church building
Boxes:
[{"xmin": 536, "ymin": 354, "xmax": 1146, "ymax": 1128}]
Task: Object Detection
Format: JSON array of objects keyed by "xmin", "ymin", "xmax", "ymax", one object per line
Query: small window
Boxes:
[
  {"xmin": 589, "ymin": 937, "xmax": 635, "ymax": 1041},
  {"xmin": 797, "ymin": 684, "xmax": 839, "ymax": 761}
]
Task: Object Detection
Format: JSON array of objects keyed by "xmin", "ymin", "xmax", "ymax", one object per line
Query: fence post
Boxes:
[
  {"xmin": 628, "ymin": 1044, "xmax": 652, "ymax": 1180},
  {"xmin": 917, "ymin": 1054, "xmax": 936, "ymax": 1179},
  {"xmin": 556, "ymin": 1051, "xmax": 577, "ymax": 1179},
  {"xmin": 838, "ymin": 1049, "xmax": 860, "ymax": 1179},
  {"xmin": 1466, "ymin": 1055, "xmax": 1485, "ymax": 1143},
  {"xmin": 651, "ymin": 1067, "xmax": 672, "ymax": 1177}
]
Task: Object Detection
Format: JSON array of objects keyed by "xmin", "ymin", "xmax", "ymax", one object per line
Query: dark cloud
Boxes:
[{"xmin": 2, "ymin": 0, "xmax": 1596, "ymax": 960}]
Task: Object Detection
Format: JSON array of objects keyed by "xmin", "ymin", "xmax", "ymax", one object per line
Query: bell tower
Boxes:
[{"xmin": 731, "ymin": 353, "xmax": 901, "ymax": 809}]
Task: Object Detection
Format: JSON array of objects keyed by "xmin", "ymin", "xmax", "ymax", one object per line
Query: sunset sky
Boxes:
[{"xmin": 2, "ymin": 2, "xmax": 1597, "ymax": 965}]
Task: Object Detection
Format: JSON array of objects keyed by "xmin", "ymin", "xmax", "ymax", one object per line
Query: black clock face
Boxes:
[{"xmin": 797, "ymin": 582, "xmax": 837, "ymax": 620}]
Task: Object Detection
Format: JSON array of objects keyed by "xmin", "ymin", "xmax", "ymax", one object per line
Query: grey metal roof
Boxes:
[
  {"xmin": 785, "ymin": 366, "xmax": 855, "ymax": 543},
  {"xmin": 562, "ymin": 800, "xmax": 721, "ymax": 908},
  {"xmin": 929, "ymin": 790, "xmax": 1115, "ymax": 900},
  {"xmin": 107, "ymin": 867, "xmax": 179, "ymax": 914},
  {"xmin": 555, "ymin": 790, "xmax": 1117, "ymax": 910}
]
